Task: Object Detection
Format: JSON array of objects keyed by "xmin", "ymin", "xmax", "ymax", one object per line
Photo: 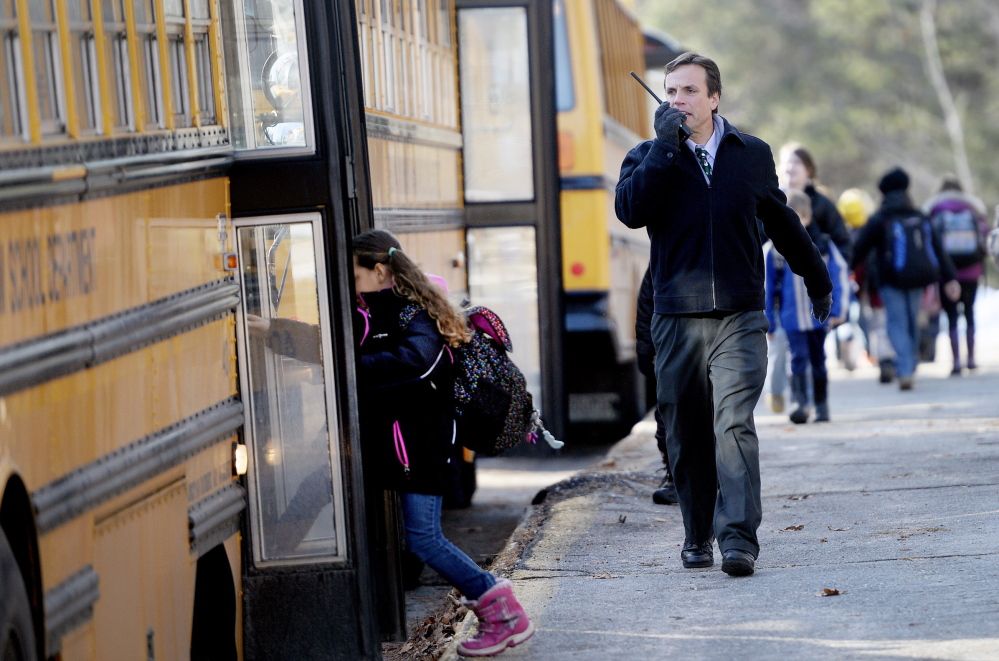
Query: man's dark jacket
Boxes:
[
  {"xmin": 615, "ymin": 117, "xmax": 832, "ymax": 314},
  {"xmin": 635, "ymin": 266, "xmax": 655, "ymax": 378}
]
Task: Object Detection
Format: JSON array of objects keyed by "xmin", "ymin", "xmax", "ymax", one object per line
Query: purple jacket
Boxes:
[{"xmin": 923, "ymin": 189, "xmax": 989, "ymax": 281}]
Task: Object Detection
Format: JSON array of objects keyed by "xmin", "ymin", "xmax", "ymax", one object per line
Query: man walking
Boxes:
[{"xmin": 615, "ymin": 52, "xmax": 832, "ymax": 576}]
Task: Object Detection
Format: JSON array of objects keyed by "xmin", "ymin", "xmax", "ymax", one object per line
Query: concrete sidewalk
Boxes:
[{"xmin": 444, "ymin": 334, "xmax": 999, "ymax": 659}]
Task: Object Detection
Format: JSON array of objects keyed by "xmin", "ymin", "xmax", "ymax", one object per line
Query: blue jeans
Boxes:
[
  {"xmin": 400, "ymin": 493, "xmax": 496, "ymax": 599},
  {"xmin": 786, "ymin": 328, "xmax": 827, "ymax": 377},
  {"xmin": 880, "ymin": 285, "xmax": 923, "ymax": 378}
]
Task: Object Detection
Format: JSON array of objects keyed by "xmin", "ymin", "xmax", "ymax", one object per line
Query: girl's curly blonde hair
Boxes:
[{"xmin": 352, "ymin": 229, "xmax": 471, "ymax": 347}]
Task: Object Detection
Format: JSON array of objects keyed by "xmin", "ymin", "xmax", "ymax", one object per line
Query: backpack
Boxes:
[
  {"xmin": 884, "ymin": 213, "xmax": 940, "ymax": 288},
  {"xmin": 930, "ymin": 205, "xmax": 985, "ymax": 269},
  {"xmin": 451, "ymin": 306, "xmax": 562, "ymax": 456}
]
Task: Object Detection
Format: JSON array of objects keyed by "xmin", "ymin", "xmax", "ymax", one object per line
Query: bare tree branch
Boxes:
[{"xmin": 919, "ymin": 0, "xmax": 974, "ymax": 192}]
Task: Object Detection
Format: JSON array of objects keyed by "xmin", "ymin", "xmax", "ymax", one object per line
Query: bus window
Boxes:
[
  {"xmin": 29, "ymin": 0, "xmax": 66, "ymax": 136},
  {"xmin": 466, "ymin": 226, "xmax": 543, "ymax": 412},
  {"xmin": 191, "ymin": 0, "xmax": 215, "ymax": 125},
  {"xmin": 235, "ymin": 215, "xmax": 347, "ymax": 566},
  {"xmin": 553, "ymin": 0, "xmax": 573, "ymax": 112},
  {"xmin": 458, "ymin": 6, "xmax": 534, "ymax": 202},
  {"xmin": 0, "ymin": 0, "xmax": 25, "ymax": 140},
  {"xmin": 67, "ymin": 0, "xmax": 101, "ymax": 133},
  {"xmin": 101, "ymin": 0, "xmax": 133, "ymax": 131},
  {"xmin": 133, "ymin": 0, "xmax": 164, "ymax": 129},
  {"xmin": 221, "ymin": 0, "xmax": 314, "ymax": 153},
  {"xmin": 164, "ymin": 0, "xmax": 190, "ymax": 127}
]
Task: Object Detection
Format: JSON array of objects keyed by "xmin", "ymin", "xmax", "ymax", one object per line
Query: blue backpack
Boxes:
[
  {"xmin": 451, "ymin": 306, "xmax": 562, "ymax": 456},
  {"xmin": 884, "ymin": 213, "xmax": 940, "ymax": 288}
]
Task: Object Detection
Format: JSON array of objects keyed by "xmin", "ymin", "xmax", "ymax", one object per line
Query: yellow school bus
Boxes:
[
  {"xmin": 0, "ymin": 0, "xmax": 384, "ymax": 658},
  {"xmin": 556, "ymin": 0, "xmax": 661, "ymax": 432},
  {"xmin": 353, "ymin": 0, "xmax": 562, "ymax": 508}
]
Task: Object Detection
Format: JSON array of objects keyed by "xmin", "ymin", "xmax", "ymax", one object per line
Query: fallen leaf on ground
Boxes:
[
  {"xmin": 819, "ymin": 538, "xmax": 828, "ymax": 542},
  {"xmin": 654, "ymin": 517, "xmax": 668, "ymax": 522},
  {"xmin": 828, "ymin": 526, "xmax": 851, "ymax": 531},
  {"xmin": 782, "ymin": 525, "xmax": 804, "ymax": 531},
  {"xmin": 592, "ymin": 572, "xmax": 615, "ymax": 579},
  {"xmin": 788, "ymin": 494, "xmax": 810, "ymax": 500},
  {"xmin": 820, "ymin": 588, "xmax": 843, "ymax": 596}
]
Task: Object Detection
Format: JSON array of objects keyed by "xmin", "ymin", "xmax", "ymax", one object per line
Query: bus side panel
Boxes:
[
  {"xmin": 394, "ymin": 229, "xmax": 467, "ymax": 299},
  {"xmin": 92, "ymin": 479, "xmax": 191, "ymax": 661},
  {"xmin": 561, "ymin": 188, "xmax": 610, "ymax": 291},
  {"xmin": 0, "ymin": 178, "xmax": 229, "ymax": 350},
  {"xmin": 147, "ymin": 179, "xmax": 230, "ymax": 300},
  {"xmin": 10, "ymin": 319, "xmax": 235, "ymax": 499},
  {"xmin": 558, "ymin": 0, "xmax": 604, "ymax": 178},
  {"xmin": 367, "ymin": 134, "xmax": 462, "ymax": 210},
  {"xmin": 604, "ymin": 120, "xmax": 649, "ymax": 364}
]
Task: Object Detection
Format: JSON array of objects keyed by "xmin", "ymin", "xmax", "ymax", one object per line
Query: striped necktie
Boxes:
[{"xmin": 695, "ymin": 146, "xmax": 712, "ymax": 183}]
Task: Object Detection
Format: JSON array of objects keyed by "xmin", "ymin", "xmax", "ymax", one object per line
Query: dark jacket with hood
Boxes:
[
  {"xmin": 616, "ymin": 117, "xmax": 832, "ymax": 315},
  {"xmin": 850, "ymin": 191, "xmax": 957, "ymax": 288},
  {"xmin": 805, "ymin": 183, "xmax": 853, "ymax": 264},
  {"xmin": 354, "ymin": 288, "xmax": 456, "ymax": 495}
]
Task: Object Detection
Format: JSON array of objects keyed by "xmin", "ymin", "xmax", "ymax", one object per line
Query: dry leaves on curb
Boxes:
[{"xmin": 382, "ymin": 594, "xmax": 467, "ymax": 661}]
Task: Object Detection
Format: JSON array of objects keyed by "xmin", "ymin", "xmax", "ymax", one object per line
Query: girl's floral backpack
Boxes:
[{"xmin": 452, "ymin": 306, "xmax": 562, "ymax": 456}]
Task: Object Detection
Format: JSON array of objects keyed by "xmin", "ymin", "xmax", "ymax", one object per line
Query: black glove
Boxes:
[
  {"xmin": 654, "ymin": 103, "xmax": 686, "ymax": 152},
  {"xmin": 811, "ymin": 293, "xmax": 833, "ymax": 324}
]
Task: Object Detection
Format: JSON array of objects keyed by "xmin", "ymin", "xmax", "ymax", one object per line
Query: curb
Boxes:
[
  {"xmin": 438, "ymin": 501, "xmax": 548, "ymax": 661},
  {"xmin": 438, "ymin": 422, "xmax": 658, "ymax": 659}
]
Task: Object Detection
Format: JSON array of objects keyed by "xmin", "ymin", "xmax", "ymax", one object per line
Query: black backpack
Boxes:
[
  {"xmin": 884, "ymin": 213, "xmax": 940, "ymax": 288},
  {"xmin": 451, "ymin": 306, "xmax": 561, "ymax": 456}
]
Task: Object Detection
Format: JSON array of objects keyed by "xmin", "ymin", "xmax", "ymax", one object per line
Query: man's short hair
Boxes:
[
  {"xmin": 786, "ymin": 190, "xmax": 812, "ymax": 218},
  {"xmin": 664, "ymin": 52, "xmax": 723, "ymax": 112}
]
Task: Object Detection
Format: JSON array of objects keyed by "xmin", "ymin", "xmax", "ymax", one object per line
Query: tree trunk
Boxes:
[{"xmin": 920, "ymin": 0, "xmax": 974, "ymax": 194}]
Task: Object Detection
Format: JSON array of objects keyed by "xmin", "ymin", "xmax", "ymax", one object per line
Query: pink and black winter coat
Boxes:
[{"xmin": 354, "ymin": 288, "xmax": 457, "ymax": 495}]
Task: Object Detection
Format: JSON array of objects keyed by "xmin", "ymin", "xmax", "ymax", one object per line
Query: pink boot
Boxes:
[{"xmin": 457, "ymin": 579, "xmax": 535, "ymax": 657}]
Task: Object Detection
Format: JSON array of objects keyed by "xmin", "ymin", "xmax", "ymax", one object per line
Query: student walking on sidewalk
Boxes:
[
  {"xmin": 851, "ymin": 168, "xmax": 960, "ymax": 390},
  {"xmin": 353, "ymin": 229, "xmax": 534, "ymax": 657},
  {"xmin": 615, "ymin": 52, "xmax": 832, "ymax": 577},
  {"xmin": 923, "ymin": 175, "xmax": 990, "ymax": 375},
  {"xmin": 765, "ymin": 190, "xmax": 850, "ymax": 424}
]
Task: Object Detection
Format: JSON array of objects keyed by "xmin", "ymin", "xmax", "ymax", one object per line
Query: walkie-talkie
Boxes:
[{"xmin": 630, "ymin": 71, "xmax": 693, "ymax": 140}]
